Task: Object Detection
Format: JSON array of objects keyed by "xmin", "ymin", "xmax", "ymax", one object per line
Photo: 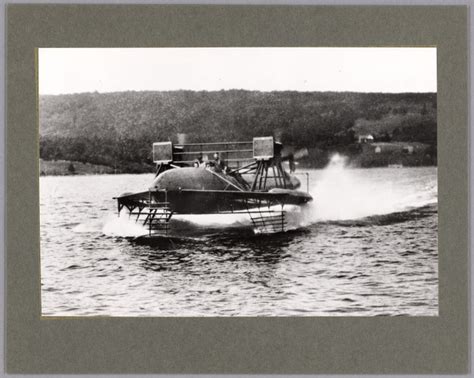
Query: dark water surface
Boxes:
[{"xmin": 40, "ymin": 166, "xmax": 438, "ymax": 316}]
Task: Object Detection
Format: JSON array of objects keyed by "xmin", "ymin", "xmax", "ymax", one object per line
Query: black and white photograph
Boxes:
[{"xmin": 39, "ymin": 47, "xmax": 438, "ymax": 317}]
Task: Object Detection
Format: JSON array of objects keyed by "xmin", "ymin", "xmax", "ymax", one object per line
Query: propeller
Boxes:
[
  {"xmin": 272, "ymin": 128, "xmax": 309, "ymax": 173},
  {"xmin": 280, "ymin": 148, "xmax": 308, "ymax": 172},
  {"xmin": 273, "ymin": 129, "xmax": 308, "ymax": 156},
  {"xmin": 281, "ymin": 147, "xmax": 308, "ymax": 160}
]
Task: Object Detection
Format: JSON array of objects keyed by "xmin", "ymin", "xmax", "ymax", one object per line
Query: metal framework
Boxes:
[{"xmin": 250, "ymin": 159, "xmax": 288, "ymax": 191}]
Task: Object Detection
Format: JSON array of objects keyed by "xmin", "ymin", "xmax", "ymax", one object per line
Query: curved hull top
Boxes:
[{"xmin": 150, "ymin": 167, "xmax": 243, "ymax": 191}]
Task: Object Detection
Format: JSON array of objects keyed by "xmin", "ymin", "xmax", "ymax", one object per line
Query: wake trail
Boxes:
[{"xmin": 299, "ymin": 154, "xmax": 437, "ymax": 224}]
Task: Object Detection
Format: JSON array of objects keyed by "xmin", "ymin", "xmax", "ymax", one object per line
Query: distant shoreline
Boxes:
[
  {"xmin": 40, "ymin": 159, "xmax": 116, "ymax": 176},
  {"xmin": 39, "ymin": 158, "xmax": 437, "ymax": 176}
]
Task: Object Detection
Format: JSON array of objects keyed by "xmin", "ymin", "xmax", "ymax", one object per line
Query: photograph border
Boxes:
[{"xmin": 6, "ymin": 4, "xmax": 468, "ymax": 374}]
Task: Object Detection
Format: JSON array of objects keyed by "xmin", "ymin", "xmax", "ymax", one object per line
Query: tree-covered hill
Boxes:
[{"xmin": 39, "ymin": 90, "xmax": 437, "ymax": 172}]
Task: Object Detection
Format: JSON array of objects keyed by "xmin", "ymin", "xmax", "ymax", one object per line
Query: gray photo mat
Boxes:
[{"xmin": 5, "ymin": 4, "xmax": 469, "ymax": 375}]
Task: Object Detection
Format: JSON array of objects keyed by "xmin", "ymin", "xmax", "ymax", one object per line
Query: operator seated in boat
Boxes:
[
  {"xmin": 203, "ymin": 152, "xmax": 225, "ymax": 173},
  {"xmin": 212, "ymin": 152, "xmax": 226, "ymax": 172},
  {"xmin": 205, "ymin": 160, "xmax": 219, "ymax": 172},
  {"xmin": 193, "ymin": 155, "xmax": 205, "ymax": 168}
]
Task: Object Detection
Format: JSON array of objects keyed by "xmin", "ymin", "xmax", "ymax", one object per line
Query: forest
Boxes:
[{"xmin": 39, "ymin": 90, "xmax": 437, "ymax": 172}]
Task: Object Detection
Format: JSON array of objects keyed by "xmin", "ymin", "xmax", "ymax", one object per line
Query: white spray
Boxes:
[
  {"xmin": 302, "ymin": 153, "xmax": 437, "ymax": 222},
  {"xmin": 101, "ymin": 214, "xmax": 149, "ymax": 237}
]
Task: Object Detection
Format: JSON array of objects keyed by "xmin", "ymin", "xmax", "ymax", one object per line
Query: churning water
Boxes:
[{"xmin": 40, "ymin": 158, "xmax": 438, "ymax": 316}]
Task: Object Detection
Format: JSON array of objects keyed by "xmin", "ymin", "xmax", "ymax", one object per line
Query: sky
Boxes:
[{"xmin": 38, "ymin": 47, "xmax": 437, "ymax": 95}]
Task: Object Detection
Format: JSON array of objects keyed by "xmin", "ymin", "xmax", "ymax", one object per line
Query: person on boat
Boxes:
[
  {"xmin": 192, "ymin": 155, "xmax": 205, "ymax": 168},
  {"xmin": 213, "ymin": 152, "xmax": 225, "ymax": 172},
  {"xmin": 206, "ymin": 160, "xmax": 218, "ymax": 173},
  {"xmin": 199, "ymin": 155, "xmax": 207, "ymax": 167}
]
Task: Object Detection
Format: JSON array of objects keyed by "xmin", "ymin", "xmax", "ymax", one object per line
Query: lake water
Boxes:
[{"xmin": 40, "ymin": 161, "xmax": 438, "ymax": 316}]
